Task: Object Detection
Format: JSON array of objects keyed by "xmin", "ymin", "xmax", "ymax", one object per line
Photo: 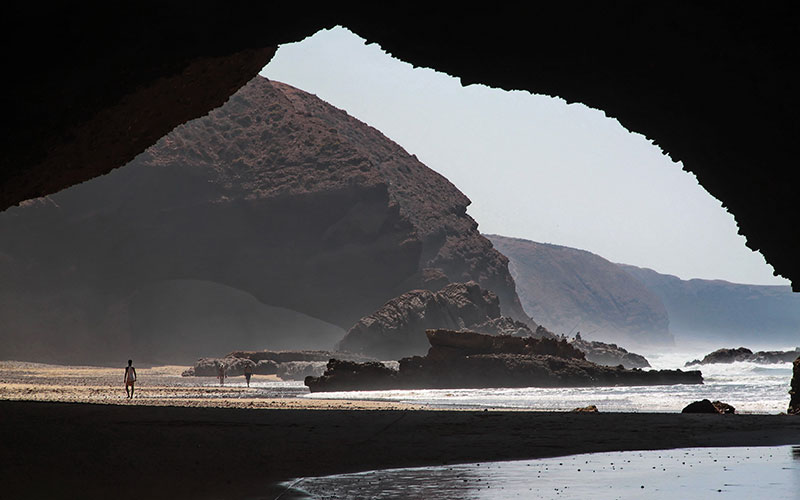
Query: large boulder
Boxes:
[
  {"xmin": 682, "ymin": 399, "xmax": 736, "ymax": 414},
  {"xmin": 337, "ymin": 282, "xmax": 551, "ymax": 360},
  {"xmin": 305, "ymin": 359, "xmax": 399, "ymax": 392}
]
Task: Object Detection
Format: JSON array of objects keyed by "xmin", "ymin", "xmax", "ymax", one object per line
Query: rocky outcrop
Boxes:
[
  {"xmin": 572, "ymin": 405, "xmax": 599, "ymax": 413},
  {"xmin": 276, "ymin": 361, "xmax": 328, "ymax": 381},
  {"xmin": 0, "ymin": 77, "xmax": 529, "ymax": 364},
  {"xmin": 182, "ymin": 350, "xmax": 373, "ymax": 379},
  {"xmin": 337, "ymin": 282, "xmax": 551, "ymax": 360},
  {"xmin": 487, "ymin": 235, "xmax": 672, "ymax": 347},
  {"xmin": 682, "ymin": 399, "xmax": 736, "ymax": 414},
  {"xmin": 789, "ymin": 357, "xmax": 800, "ymax": 415},
  {"xmin": 181, "ymin": 357, "xmax": 255, "ymax": 377},
  {"xmin": 685, "ymin": 347, "xmax": 800, "ymax": 366},
  {"xmin": 306, "ymin": 329, "xmax": 703, "ymax": 392},
  {"xmin": 570, "ymin": 337, "xmax": 651, "ymax": 369},
  {"xmin": 225, "ymin": 350, "xmax": 374, "ymax": 364},
  {"xmin": 621, "ymin": 265, "xmax": 800, "ymax": 346}
]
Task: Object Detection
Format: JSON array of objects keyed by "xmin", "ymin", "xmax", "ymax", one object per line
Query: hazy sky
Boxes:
[{"xmin": 261, "ymin": 27, "xmax": 787, "ymax": 286}]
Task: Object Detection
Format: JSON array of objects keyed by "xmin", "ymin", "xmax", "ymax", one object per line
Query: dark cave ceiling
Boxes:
[{"xmin": 2, "ymin": 4, "xmax": 797, "ymax": 289}]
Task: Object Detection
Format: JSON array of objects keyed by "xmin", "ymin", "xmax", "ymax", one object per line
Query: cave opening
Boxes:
[{"xmin": 262, "ymin": 26, "xmax": 786, "ymax": 288}]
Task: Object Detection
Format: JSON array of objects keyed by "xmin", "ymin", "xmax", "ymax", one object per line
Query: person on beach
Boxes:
[
  {"xmin": 217, "ymin": 362, "xmax": 226, "ymax": 386},
  {"xmin": 244, "ymin": 363, "xmax": 253, "ymax": 387},
  {"xmin": 124, "ymin": 359, "xmax": 137, "ymax": 399}
]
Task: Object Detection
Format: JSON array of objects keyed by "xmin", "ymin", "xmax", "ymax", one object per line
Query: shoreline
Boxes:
[
  {"xmin": 2, "ymin": 360, "xmax": 798, "ymax": 499},
  {"xmin": 2, "ymin": 400, "xmax": 799, "ymax": 500}
]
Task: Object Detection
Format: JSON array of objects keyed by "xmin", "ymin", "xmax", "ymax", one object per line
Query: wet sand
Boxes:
[{"xmin": 1, "ymin": 362, "xmax": 799, "ymax": 499}]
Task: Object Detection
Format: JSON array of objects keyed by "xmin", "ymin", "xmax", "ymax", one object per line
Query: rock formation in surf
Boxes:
[
  {"xmin": 685, "ymin": 347, "xmax": 800, "ymax": 366},
  {"xmin": 337, "ymin": 281, "xmax": 552, "ymax": 360},
  {"xmin": 570, "ymin": 336, "xmax": 650, "ymax": 369},
  {"xmin": 0, "ymin": 77, "xmax": 530, "ymax": 363},
  {"xmin": 306, "ymin": 329, "xmax": 703, "ymax": 392}
]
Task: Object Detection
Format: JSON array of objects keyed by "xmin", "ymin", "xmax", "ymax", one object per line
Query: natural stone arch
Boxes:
[{"xmin": 2, "ymin": 5, "xmax": 797, "ymax": 288}]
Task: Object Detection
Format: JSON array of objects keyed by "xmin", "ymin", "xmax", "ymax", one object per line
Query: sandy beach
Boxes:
[{"xmin": 1, "ymin": 361, "xmax": 799, "ymax": 499}]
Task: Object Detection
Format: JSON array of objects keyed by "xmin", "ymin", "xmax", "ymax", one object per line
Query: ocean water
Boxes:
[
  {"xmin": 299, "ymin": 349, "xmax": 796, "ymax": 414},
  {"xmin": 275, "ymin": 445, "xmax": 800, "ymax": 499}
]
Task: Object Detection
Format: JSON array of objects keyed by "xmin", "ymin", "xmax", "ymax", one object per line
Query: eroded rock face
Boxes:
[
  {"xmin": 570, "ymin": 338, "xmax": 651, "ymax": 369},
  {"xmin": 307, "ymin": 329, "xmax": 703, "ymax": 392},
  {"xmin": 0, "ymin": 77, "xmax": 528, "ymax": 363},
  {"xmin": 337, "ymin": 282, "xmax": 546, "ymax": 360}
]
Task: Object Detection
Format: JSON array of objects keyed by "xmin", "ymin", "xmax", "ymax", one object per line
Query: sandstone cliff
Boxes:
[
  {"xmin": 0, "ymin": 77, "xmax": 528, "ymax": 363},
  {"xmin": 487, "ymin": 235, "xmax": 671, "ymax": 346}
]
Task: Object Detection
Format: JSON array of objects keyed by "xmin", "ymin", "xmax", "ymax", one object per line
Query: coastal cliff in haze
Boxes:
[{"xmin": 487, "ymin": 235, "xmax": 672, "ymax": 347}]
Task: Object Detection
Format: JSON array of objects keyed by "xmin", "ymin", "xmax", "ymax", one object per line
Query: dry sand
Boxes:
[
  {"xmin": 0, "ymin": 361, "xmax": 424, "ymax": 410},
  {"xmin": 1, "ymin": 361, "xmax": 799, "ymax": 499}
]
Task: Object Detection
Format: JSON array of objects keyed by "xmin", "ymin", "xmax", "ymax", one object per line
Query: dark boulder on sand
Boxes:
[
  {"xmin": 307, "ymin": 329, "xmax": 703, "ymax": 392},
  {"xmin": 681, "ymin": 399, "xmax": 736, "ymax": 414},
  {"xmin": 337, "ymin": 281, "xmax": 553, "ymax": 360},
  {"xmin": 789, "ymin": 356, "xmax": 800, "ymax": 415}
]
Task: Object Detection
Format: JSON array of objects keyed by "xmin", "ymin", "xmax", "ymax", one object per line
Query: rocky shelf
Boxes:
[
  {"xmin": 306, "ymin": 329, "xmax": 702, "ymax": 392},
  {"xmin": 685, "ymin": 347, "xmax": 800, "ymax": 366}
]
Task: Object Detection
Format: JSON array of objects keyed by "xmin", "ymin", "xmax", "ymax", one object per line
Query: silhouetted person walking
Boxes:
[
  {"xmin": 124, "ymin": 359, "xmax": 137, "ymax": 399},
  {"xmin": 218, "ymin": 363, "xmax": 226, "ymax": 386},
  {"xmin": 244, "ymin": 364, "xmax": 253, "ymax": 387}
]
